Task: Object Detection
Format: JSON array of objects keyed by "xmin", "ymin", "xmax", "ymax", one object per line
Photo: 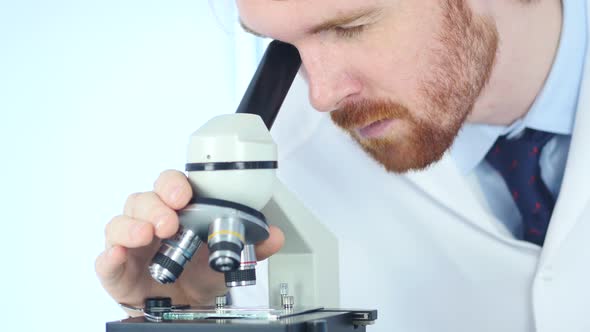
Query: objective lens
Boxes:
[
  {"xmin": 149, "ymin": 226, "xmax": 202, "ymax": 284},
  {"xmin": 224, "ymin": 244, "xmax": 257, "ymax": 287},
  {"xmin": 207, "ymin": 218, "xmax": 245, "ymax": 272}
]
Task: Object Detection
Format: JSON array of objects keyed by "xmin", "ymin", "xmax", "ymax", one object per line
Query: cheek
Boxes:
[{"xmin": 354, "ymin": 2, "xmax": 444, "ymax": 105}]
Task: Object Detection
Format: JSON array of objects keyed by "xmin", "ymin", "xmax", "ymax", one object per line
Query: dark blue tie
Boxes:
[{"xmin": 485, "ymin": 128, "xmax": 555, "ymax": 246}]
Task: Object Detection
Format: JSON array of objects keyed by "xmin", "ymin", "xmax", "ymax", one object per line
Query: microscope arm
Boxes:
[{"xmin": 263, "ymin": 179, "xmax": 340, "ymax": 308}]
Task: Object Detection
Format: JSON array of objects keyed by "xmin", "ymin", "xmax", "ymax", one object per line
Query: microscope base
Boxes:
[{"xmin": 107, "ymin": 308, "xmax": 376, "ymax": 332}]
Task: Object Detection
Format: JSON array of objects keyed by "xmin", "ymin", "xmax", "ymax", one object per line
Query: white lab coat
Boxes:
[{"xmin": 265, "ymin": 9, "xmax": 590, "ymax": 332}]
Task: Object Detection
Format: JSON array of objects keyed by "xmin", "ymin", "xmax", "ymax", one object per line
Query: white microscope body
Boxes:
[{"xmin": 150, "ymin": 113, "xmax": 339, "ymax": 308}]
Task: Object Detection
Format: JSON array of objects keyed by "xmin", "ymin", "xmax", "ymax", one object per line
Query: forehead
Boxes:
[{"xmin": 236, "ymin": 0, "xmax": 384, "ymax": 42}]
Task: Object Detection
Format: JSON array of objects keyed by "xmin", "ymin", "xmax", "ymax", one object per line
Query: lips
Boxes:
[{"xmin": 357, "ymin": 118, "xmax": 395, "ymax": 139}]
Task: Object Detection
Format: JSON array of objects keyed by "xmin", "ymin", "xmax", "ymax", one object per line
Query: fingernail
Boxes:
[
  {"xmin": 169, "ymin": 186, "xmax": 183, "ymax": 204},
  {"xmin": 155, "ymin": 214, "xmax": 169, "ymax": 232}
]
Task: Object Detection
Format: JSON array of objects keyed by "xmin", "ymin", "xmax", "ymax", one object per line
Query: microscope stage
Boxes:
[{"xmin": 107, "ymin": 307, "xmax": 376, "ymax": 332}]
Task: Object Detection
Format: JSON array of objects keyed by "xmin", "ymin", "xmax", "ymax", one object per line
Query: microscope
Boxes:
[{"xmin": 106, "ymin": 41, "xmax": 377, "ymax": 332}]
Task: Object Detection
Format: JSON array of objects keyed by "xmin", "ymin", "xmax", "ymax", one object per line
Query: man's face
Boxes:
[{"xmin": 237, "ymin": 0, "xmax": 498, "ymax": 173}]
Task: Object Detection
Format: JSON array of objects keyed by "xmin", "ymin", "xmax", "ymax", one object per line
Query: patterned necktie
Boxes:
[{"xmin": 485, "ymin": 128, "xmax": 555, "ymax": 246}]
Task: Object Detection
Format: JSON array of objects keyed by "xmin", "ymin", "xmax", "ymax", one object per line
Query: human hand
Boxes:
[{"xmin": 95, "ymin": 170, "xmax": 284, "ymax": 315}]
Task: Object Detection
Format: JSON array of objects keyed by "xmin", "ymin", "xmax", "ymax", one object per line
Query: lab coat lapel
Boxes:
[
  {"xmin": 540, "ymin": 41, "xmax": 590, "ymax": 264},
  {"xmin": 403, "ymin": 154, "xmax": 513, "ymax": 239}
]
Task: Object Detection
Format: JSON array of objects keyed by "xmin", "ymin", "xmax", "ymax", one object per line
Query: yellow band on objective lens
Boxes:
[{"xmin": 208, "ymin": 230, "xmax": 245, "ymax": 242}]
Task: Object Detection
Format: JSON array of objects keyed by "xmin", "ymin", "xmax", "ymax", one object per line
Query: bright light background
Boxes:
[{"xmin": 0, "ymin": 1, "xmax": 266, "ymax": 331}]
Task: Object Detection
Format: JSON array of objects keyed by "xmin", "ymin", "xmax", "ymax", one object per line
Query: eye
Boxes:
[{"xmin": 333, "ymin": 25, "xmax": 366, "ymax": 39}]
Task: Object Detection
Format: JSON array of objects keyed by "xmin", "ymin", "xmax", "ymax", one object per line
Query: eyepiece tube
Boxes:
[{"xmin": 235, "ymin": 40, "xmax": 302, "ymax": 130}]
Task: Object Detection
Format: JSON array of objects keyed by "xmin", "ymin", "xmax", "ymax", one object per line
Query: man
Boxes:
[{"xmin": 96, "ymin": 0, "xmax": 590, "ymax": 331}]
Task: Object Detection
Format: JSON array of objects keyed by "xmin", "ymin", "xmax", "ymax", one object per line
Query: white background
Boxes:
[{"xmin": 0, "ymin": 1, "xmax": 265, "ymax": 331}]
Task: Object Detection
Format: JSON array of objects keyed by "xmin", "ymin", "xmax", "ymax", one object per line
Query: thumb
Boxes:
[
  {"xmin": 254, "ymin": 225, "xmax": 284, "ymax": 260},
  {"xmin": 95, "ymin": 245, "xmax": 128, "ymax": 289}
]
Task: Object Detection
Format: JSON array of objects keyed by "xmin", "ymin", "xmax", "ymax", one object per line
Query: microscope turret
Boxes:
[{"xmin": 148, "ymin": 113, "xmax": 276, "ymax": 286}]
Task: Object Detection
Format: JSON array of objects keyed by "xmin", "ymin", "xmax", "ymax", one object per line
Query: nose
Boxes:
[{"xmin": 298, "ymin": 45, "xmax": 362, "ymax": 112}]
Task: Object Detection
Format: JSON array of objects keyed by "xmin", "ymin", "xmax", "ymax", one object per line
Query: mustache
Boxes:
[{"xmin": 330, "ymin": 99, "xmax": 410, "ymax": 130}]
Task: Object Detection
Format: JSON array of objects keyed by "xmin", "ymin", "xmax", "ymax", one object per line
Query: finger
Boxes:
[
  {"xmin": 123, "ymin": 192, "xmax": 179, "ymax": 239},
  {"xmin": 105, "ymin": 215, "xmax": 154, "ymax": 249},
  {"xmin": 95, "ymin": 245, "xmax": 128, "ymax": 285},
  {"xmin": 254, "ymin": 225, "xmax": 285, "ymax": 261},
  {"xmin": 153, "ymin": 170, "xmax": 193, "ymax": 210}
]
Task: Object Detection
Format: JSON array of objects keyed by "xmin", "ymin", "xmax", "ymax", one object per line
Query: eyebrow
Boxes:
[
  {"xmin": 239, "ymin": 19, "xmax": 269, "ymax": 38},
  {"xmin": 239, "ymin": 7, "xmax": 381, "ymax": 39},
  {"xmin": 308, "ymin": 8, "xmax": 381, "ymax": 34}
]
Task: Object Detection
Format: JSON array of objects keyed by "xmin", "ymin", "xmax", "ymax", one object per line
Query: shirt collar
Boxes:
[{"xmin": 450, "ymin": 0, "xmax": 588, "ymax": 174}]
